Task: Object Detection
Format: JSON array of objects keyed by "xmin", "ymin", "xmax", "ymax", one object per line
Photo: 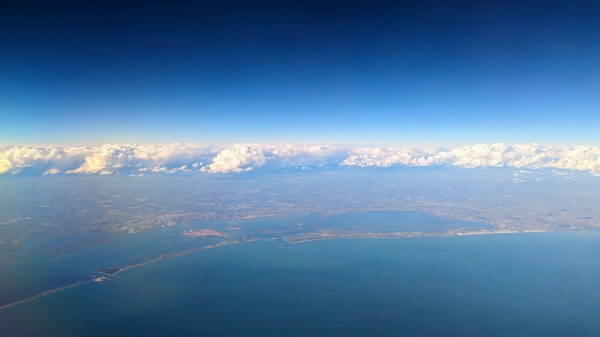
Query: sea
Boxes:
[{"xmin": 2, "ymin": 228, "xmax": 600, "ymax": 336}]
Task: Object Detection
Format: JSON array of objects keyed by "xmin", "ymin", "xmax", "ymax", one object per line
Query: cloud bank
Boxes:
[
  {"xmin": 341, "ymin": 143, "xmax": 600, "ymax": 175},
  {"xmin": 1, "ymin": 143, "xmax": 600, "ymax": 176}
]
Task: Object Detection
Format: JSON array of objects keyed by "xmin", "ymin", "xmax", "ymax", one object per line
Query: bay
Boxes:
[{"xmin": 2, "ymin": 231, "xmax": 600, "ymax": 336}]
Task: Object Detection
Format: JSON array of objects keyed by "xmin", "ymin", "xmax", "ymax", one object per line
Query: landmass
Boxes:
[
  {"xmin": 182, "ymin": 229, "xmax": 229, "ymax": 238},
  {"xmin": 283, "ymin": 228, "xmax": 548, "ymax": 243}
]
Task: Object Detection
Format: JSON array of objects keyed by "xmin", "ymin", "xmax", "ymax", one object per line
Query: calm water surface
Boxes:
[{"xmin": 2, "ymin": 231, "xmax": 600, "ymax": 336}]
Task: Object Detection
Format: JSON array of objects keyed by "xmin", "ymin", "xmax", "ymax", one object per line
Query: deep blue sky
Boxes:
[{"xmin": 1, "ymin": 0, "xmax": 599, "ymax": 146}]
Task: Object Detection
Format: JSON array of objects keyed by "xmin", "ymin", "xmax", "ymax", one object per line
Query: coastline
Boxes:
[
  {"xmin": 283, "ymin": 228, "xmax": 549, "ymax": 244},
  {"xmin": 0, "ymin": 238, "xmax": 259, "ymax": 311},
  {"xmin": 0, "ymin": 228, "xmax": 556, "ymax": 311}
]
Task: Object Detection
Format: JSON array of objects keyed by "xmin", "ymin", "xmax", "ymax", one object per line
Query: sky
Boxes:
[{"xmin": 1, "ymin": 0, "xmax": 600, "ymax": 146}]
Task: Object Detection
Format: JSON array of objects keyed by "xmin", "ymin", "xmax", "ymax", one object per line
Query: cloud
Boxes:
[
  {"xmin": 0, "ymin": 146, "xmax": 87, "ymax": 174},
  {"xmin": 66, "ymin": 144, "xmax": 135, "ymax": 174},
  {"xmin": 0, "ymin": 143, "xmax": 215, "ymax": 175},
  {"xmin": 0, "ymin": 158, "xmax": 13, "ymax": 174},
  {"xmin": 1, "ymin": 143, "xmax": 600, "ymax": 176},
  {"xmin": 148, "ymin": 165, "xmax": 190, "ymax": 173},
  {"xmin": 267, "ymin": 144, "xmax": 346, "ymax": 168},
  {"xmin": 203, "ymin": 144, "xmax": 266, "ymax": 173},
  {"xmin": 201, "ymin": 143, "xmax": 348, "ymax": 173},
  {"xmin": 43, "ymin": 168, "xmax": 62, "ymax": 175},
  {"xmin": 341, "ymin": 146, "xmax": 443, "ymax": 167},
  {"xmin": 341, "ymin": 143, "xmax": 600, "ymax": 176}
]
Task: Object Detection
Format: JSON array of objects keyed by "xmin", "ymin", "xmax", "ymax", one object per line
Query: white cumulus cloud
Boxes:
[
  {"xmin": 1, "ymin": 143, "xmax": 600, "ymax": 176},
  {"xmin": 341, "ymin": 143, "xmax": 600, "ymax": 176},
  {"xmin": 66, "ymin": 144, "xmax": 136, "ymax": 174},
  {"xmin": 204, "ymin": 144, "xmax": 267, "ymax": 173},
  {"xmin": 341, "ymin": 146, "xmax": 444, "ymax": 167},
  {"xmin": 0, "ymin": 143, "xmax": 215, "ymax": 175},
  {"xmin": 201, "ymin": 144, "xmax": 348, "ymax": 173},
  {"xmin": 43, "ymin": 168, "xmax": 62, "ymax": 175}
]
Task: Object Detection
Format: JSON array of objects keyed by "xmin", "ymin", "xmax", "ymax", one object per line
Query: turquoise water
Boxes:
[{"xmin": 2, "ymin": 231, "xmax": 600, "ymax": 336}]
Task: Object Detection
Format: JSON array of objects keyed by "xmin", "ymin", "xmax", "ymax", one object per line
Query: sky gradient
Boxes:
[{"xmin": 1, "ymin": 0, "xmax": 599, "ymax": 146}]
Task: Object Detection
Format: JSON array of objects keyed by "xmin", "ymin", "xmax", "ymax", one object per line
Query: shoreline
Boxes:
[
  {"xmin": 0, "ymin": 229, "xmax": 564, "ymax": 311},
  {"xmin": 0, "ymin": 237, "xmax": 259, "ymax": 311},
  {"xmin": 284, "ymin": 228, "xmax": 550, "ymax": 244}
]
